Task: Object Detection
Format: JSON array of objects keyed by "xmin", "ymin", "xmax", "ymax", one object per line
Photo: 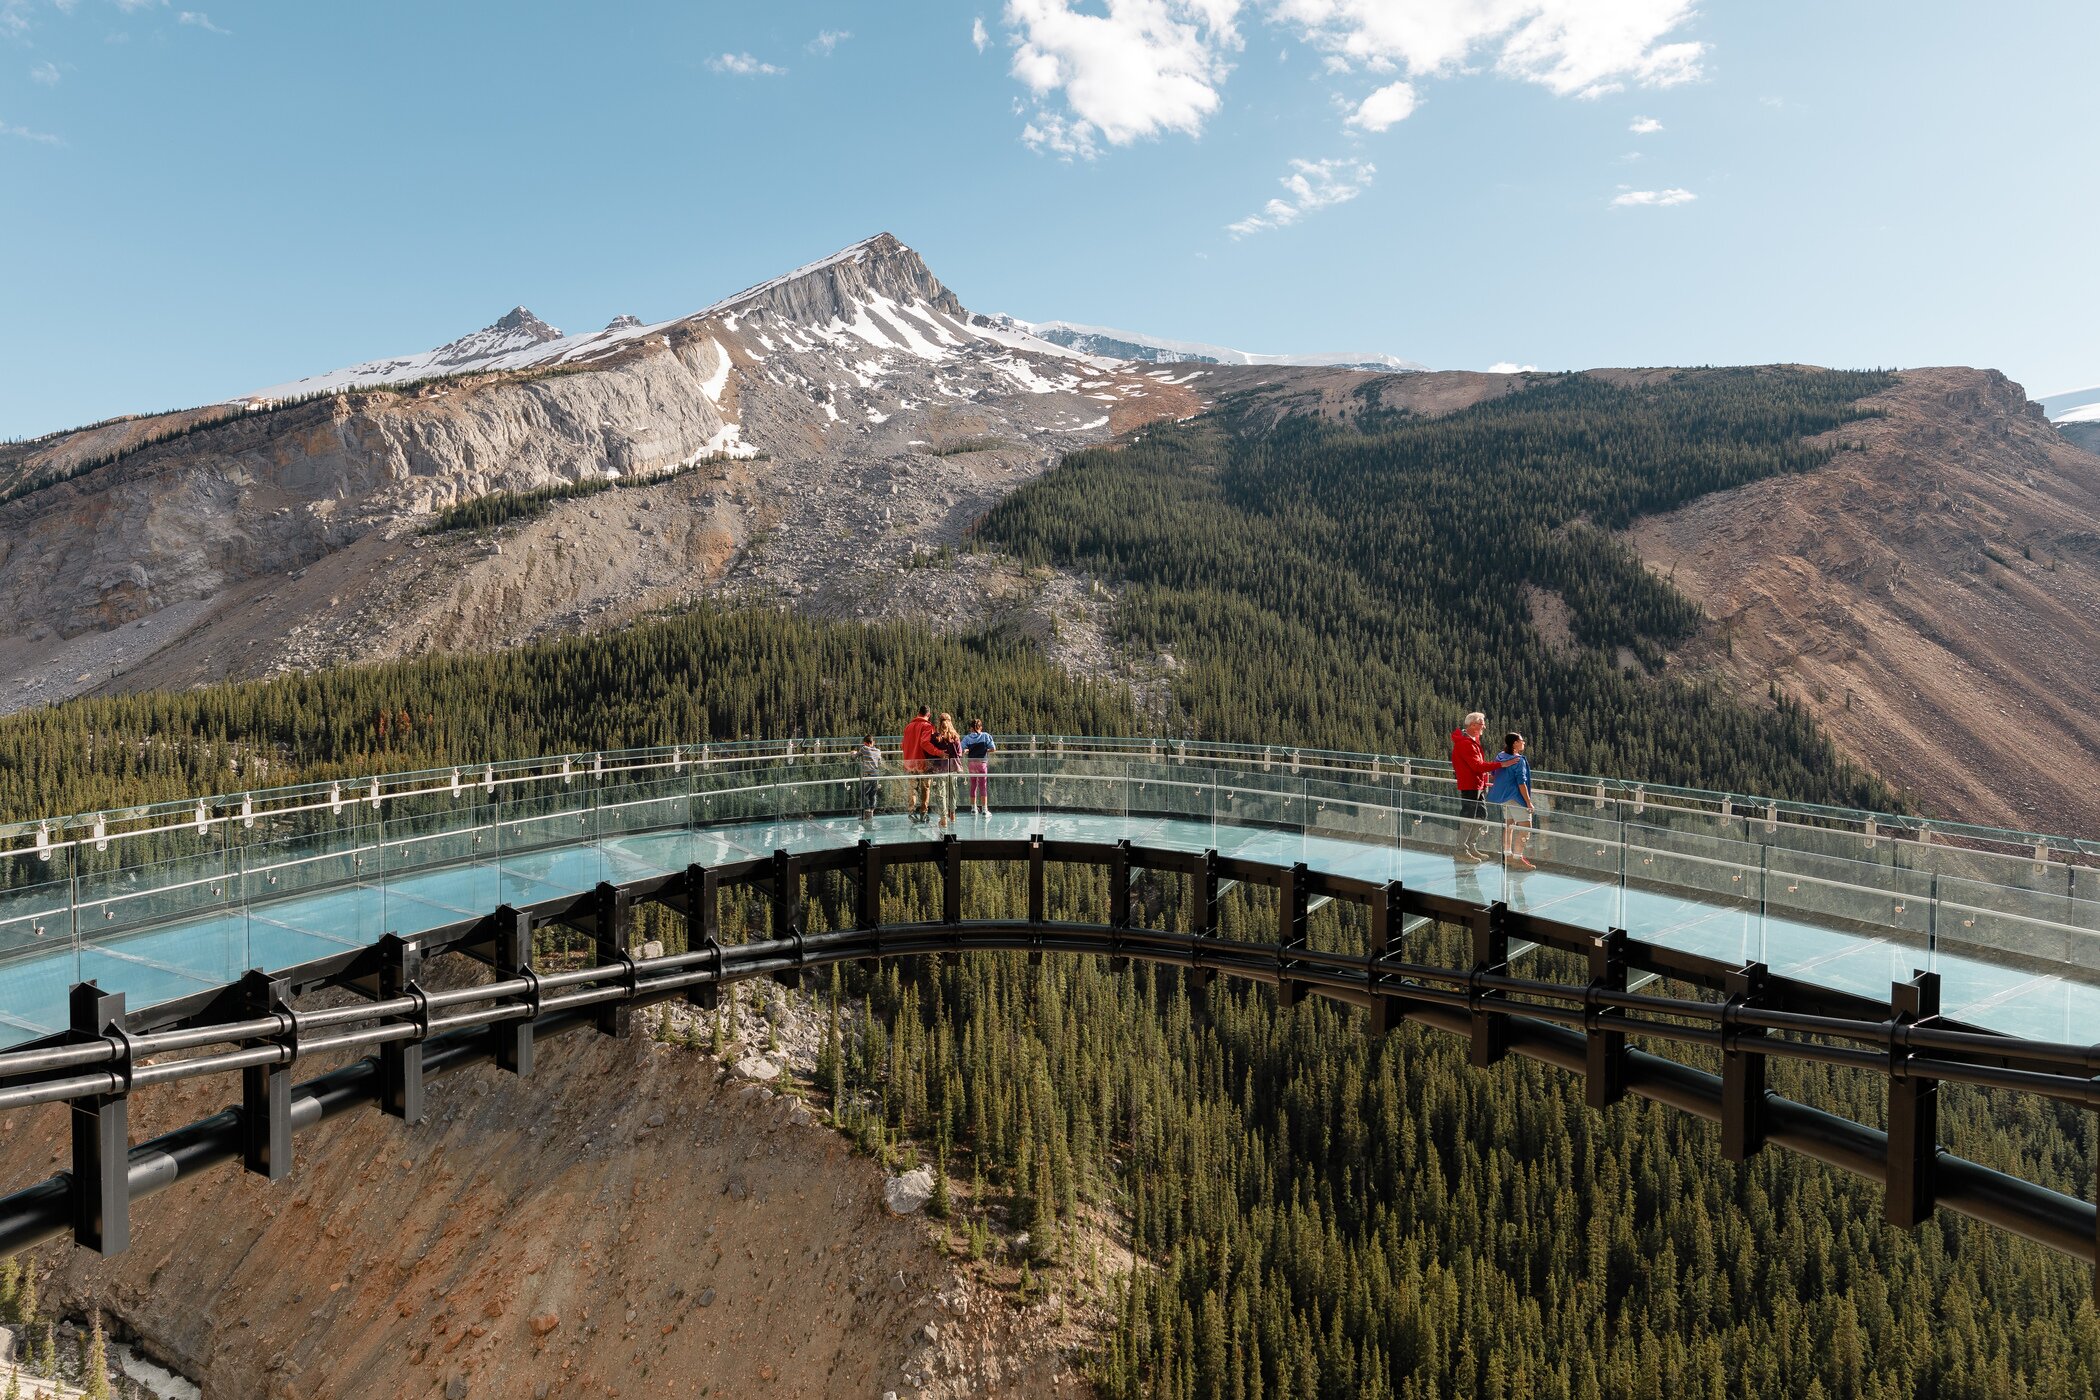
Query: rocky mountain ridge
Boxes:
[{"xmin": 0, "ymin": 234, "xmax": 1204, "ymax": 709}]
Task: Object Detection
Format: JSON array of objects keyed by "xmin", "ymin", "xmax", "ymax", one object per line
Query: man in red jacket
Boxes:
[
  {"xmin": 901, "ymin": 706, "xmax": 933, "ymax": 822},
  {"xmin": 1450, "ymin": 711, "xmax": 1513, "ymax": 860}
]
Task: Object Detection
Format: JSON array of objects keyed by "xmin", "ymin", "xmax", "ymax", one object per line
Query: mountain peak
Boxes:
[
  {"xmin": 428, "ymin": 308, "xmax": 564, "ymax": 368},
  {"xmin": 697, "ymin": 232, "xmax": 960, "ymax": 326}
]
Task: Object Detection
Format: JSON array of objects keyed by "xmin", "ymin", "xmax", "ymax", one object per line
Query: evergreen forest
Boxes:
[{"xmin": 1, "ymin": 365, "xmax": 2094, "ymax": 1397}]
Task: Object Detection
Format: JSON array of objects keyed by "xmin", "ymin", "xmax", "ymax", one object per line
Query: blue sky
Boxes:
[{"xmin": 2, "ymin": 0, "xmax": 2094, "ymax": 439}]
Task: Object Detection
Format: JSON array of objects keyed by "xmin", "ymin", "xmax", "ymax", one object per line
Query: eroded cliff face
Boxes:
[
  {"xmin": 0, "ymin": 235, "xmax": 1200, "ymax": 709},
  {"xmin": 0, "ymin": 340, "xmax": 738, "ymax": 644},
  {"xmin": 14, "ymin": 1025, "xmax": 1092, "ymax": 1400},
  {"xmin": 1626, "ymin": 367, "xmax": 2100, "ymax": 837}
]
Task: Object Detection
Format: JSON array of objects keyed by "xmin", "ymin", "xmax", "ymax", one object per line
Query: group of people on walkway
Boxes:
[
  {"xmin": 1449, "ymin": 711, "xmax": 1537, "ymax": 868},
  {"xmin": 856, "ymin": 707, "xmax": 996, "ymax": 826}
]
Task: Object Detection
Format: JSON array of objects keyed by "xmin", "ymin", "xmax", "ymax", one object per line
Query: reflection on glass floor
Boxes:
[{"xmin": 0, "ymin": 808, "xmax": 2093, "ymax": 1049}]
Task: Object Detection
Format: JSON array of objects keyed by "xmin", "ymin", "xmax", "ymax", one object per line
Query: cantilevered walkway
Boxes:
[{"xmin": 0, "ymin": 739, "xmax": 2094, "ymax": 1289}]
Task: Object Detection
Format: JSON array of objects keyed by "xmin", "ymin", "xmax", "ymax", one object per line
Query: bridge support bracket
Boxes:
[
  {"xmin": 1277, "ymin": 862, "xmax": 1310, "ymax": 1009},
  {"xmin": 687, "ymin": 864, "xmax": 723, "ymax": 1008},
  {"xmin": 1469, "ymin": 903, "xmax": 1509, "ymax": 1066},
  {"xmin": 1109, "ymin": 840, "xmax": 1132, "ymax": 972},
  {"xmin": 770, "ymin": 851, "xmax": 810, "ymax": 990},
  {"xmin": 238, "ymin": 970, "xmax": 296, "ymax": 1181},
  {"xmin": 491, "ymin": 906, "xmax": 537, "ymax": 1078},
  {"xmin": 1721, "ymin": 960, "xmax": 1769, "ymax": 1161},
  {"xmin": 68, "ymin": 982, "xmax": 130, "ymax": 1255},
  {"xmin": 943, "ymin": 836, "xmax": 963, "ymax": 964},
  {"xmin": 1885, "ymin": 969, "xmax": 1941, "ymax": 1229},
  {"xmin": 378, "ymin": 934, "xmax": 427, "ymax": 1124},
  {"xmin": 1365, "ymin": 880, "xmax": 1406, "ymax": 1037},
  {"xmin": 1585, "ymin": 929, "xmax": 1629, "ymax": 1109},
  {"xmin": 1026, "ymin": 836, "xmax": 1045, "ymax": 965},
  {"xmin": 592, "ymin": 882, "xmax": 638, "ymax": 1038}
]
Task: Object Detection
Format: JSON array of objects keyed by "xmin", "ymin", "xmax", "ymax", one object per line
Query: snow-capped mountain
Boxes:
[
  {"xmin": 2037, "ymin": 384, "xmax": 2100, "ymax": 424},
  {"xmin": 988, "ymin": 315, "xmax": 1425, "ymax": 374},
  {"xmin": 3, "ymin": 233, "xmax": 1215, "ymax": 704}
]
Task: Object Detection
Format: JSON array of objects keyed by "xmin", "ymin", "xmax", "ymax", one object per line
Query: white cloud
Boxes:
[
  {"xmin": 1005, "ymin": 0, "xmax": 1245, "ymax": 156},
  {"xmin": 708, "ymin": 51, "xmax": 786, "ymax": 77},
  {"xmin": 177, "ymin": 9, "xmax": 227, "ymax": 33},
  {"xmin": 113, "ymin": 0, "xmax": 166, "ymax": 10},
  {"xmin": 1345, "ymin": 79, "xmax": 1417, "ymax": 131},
  {"xmin": 0, "ymin": 0, "xmax": 32, "ymax": 37},
  {"xmin": 1, "ymin": 117, "xmax": 63, "ymax": 145},
  {"xmin": 1487, "ymin": 361, "xmax": 1538, "ymax": 373},
  {"xmin": 29, "ymin": 60, "xmax": 60, "ymax": 85},
  {"xmin": 1629, "ymin": 115, "xmax": 1662, "ymax": 133},
  {"xmin": 1611, "ymin": 186, "xmax": 1695, "ymax": 206},
  {"xmin": 809, "ymin": 29, "xmax": 849, "ymax": 55},
  {"xmin": 1274, "ymin": 0, "xmax": 1704, "ymax": 99},
  {"xmin": 973, "ymin": 15, "xmax": 990, "ymax": 52},
  {"xmin": 1229, "ymin": 155, "xmax": 1372, "ymax": 236}
]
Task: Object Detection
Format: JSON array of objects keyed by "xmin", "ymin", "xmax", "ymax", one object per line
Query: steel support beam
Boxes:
[
  {"xmin": 1277, "ymin": 862, "xmax": 1311, "ymax": 1009},
  {"xmin": 68, "ymin": 983, "xmax": 129, "ymax": 1254},
  {"xmin": 1366, "ymin": 881, "xmax": 1405, "ymax": 1036},
  {"xmin": 238, "ymin": 970, "xmax": 294, "ymax": 1180},
  {"xmin": 1721, "ymin": 961, "xmax": 1769, "ymax": 1161},
  {"xmin": 1585, "ymin": 929, "xmax": 1629, "ymax": 1109},
  {"xmin": 1886, "ymin": 969, "xmax": 1941, "ymax": 1229},
  {"xmin": 377, "ymin": 935, "xmax": 426, "ymax": 1123},
  {"xmin": 1470, "ymin": 903, "xmax": 1509, "ymax": 1066},
  {"xmin": 490, "ymin": 906, "xmax": 536, "ymax": 1077},
  {"xmin": 686, "ymin": 865, "xmax": 722, "ymax": 1009},
  {"xmin": 770, "ymin": 850, "xmax": 806, "ymax": 989},
  {"xmin": 1109, "ymin": 840, "xmax": 1132, "ymax": 972},
  {"xmin": 1027, "ymin": 835, "xmax": 1046, "ymax": 965},
  {"xmin": 942, "ymin": 836, "xmax": 963, "ymax": 964},
  {"xmin": 590, "ymin": 883, "xmax": 636, "ymax": 1038}
]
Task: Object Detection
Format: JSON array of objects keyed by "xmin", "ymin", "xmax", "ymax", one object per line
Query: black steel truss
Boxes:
[{"xmin": 0, "ymin": 833, "xmax": 2093, "ymax": 1301}]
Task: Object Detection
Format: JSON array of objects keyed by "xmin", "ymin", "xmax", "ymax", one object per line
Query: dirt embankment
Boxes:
[
  {"xmin": 10, "ymin": 1021, "xmax": 1093, "ymax": 1400},
  {"xmin": 1626, "ymin": 367, "xmax": 2100, "ymax": 838}
]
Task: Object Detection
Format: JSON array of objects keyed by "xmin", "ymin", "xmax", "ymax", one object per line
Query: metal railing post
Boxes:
[
  {"xmin": 1585, "ymin": 930, "xmax": 1628, "ymax": 1109},
  {"xmin": 1886, "ymin": 969, "xmax": 1941, "ymax": 1229},
  {"xmin": 1721, "ymin": 961, "xmax": 1769, "ymax": 1161},
  {"xmin": 686, "ymin": 865, "xmax": 723, "ymax": 1007},
  {"xmin": 238, "ymin": 970, "xmax": 295, "ymax": 1179},
  {"xmin": 1469, "ymin": 903, "xmax": 1509, "ymax": 1067},
  {"xmin": 491, "ymin": 907, "xmax": 537, "ymax": 1077},
  {"xmin": 377, "ymin": 934, "xmax": 426, "ymax": 1123},
  {"xmin": 68, "ymin": 982, "xmax": 129, "ymax": 1254},
  {"xmin": 590, "ymin": 883, "xmax": 637, "ymax": 1036}
]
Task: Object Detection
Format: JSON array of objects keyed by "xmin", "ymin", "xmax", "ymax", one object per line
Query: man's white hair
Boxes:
[{"xmin": 1464, "ymin": 711, "xmax": 1486, "ymax": 727}]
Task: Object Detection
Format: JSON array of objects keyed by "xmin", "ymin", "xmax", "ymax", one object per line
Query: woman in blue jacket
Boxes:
[{"xmin": 1485, "ymin": 732, "xmax": 1536, "ymax": 869}]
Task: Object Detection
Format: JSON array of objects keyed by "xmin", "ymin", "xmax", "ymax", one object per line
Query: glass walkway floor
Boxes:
[{"xmin": 2, "ymin": 744, "xmax": 2095, "ymax": 1048}]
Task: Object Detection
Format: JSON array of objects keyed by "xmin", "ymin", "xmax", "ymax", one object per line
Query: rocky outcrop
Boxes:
[
  {"xmin": 16, "ymin": 1025, "xmax": 1092, "ymax": 1400},
  {"xmin": 0, "ymin": 235, "xmax": 1199, "ymax": 708},
  {"xmin": 1626, "ymin": 367, "xmax": 2100, "ymax": 837}
]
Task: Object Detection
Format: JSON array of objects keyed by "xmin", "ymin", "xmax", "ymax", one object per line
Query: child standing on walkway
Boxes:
[
  {"xmin": 961, "ymin": 719, "xmax": 996, "ymax": 817},
  {"xmin": 856, "ymin": 734, "xmax": 883, "ymax": 821}
]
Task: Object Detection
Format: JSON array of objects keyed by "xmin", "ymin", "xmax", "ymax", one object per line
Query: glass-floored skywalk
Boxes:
[{"xmin": 2, "ymin": 739, "xmax": 2095, "ymax": 1049}]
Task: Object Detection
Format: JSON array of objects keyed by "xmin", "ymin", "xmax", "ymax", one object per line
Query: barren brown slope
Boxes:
[
  {"xmin": 13, "ymin": 1026, "xmax": 1092, "ymax": 1400},
  {"xmin": 1626, "ymin": 367, "xmax": 2100, "ymax": 838}
]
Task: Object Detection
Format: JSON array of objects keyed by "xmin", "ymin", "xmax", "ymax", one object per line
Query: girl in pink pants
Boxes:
[{"xmin": 960, "ymin": 720, "xmax": 996, "ymax": 817}]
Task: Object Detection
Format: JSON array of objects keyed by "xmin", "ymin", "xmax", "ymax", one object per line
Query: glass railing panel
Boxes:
[
  {"xmin": 1618, "ymin": 834, "xmax": 1761, "ymax": 969},
  {"xmin": 1301, "ymin": 775, "xmax": 1400, "ymax": 885},
  {"xmin": 1212, "ymin": 769, "xmax": 1307, "ymax": 866},
  {"xmin": 1929, "ymin": 876, "xmax": 2100, "ymax": 1019},
  {"xmin": 594, "ymin": 772, "xmax": 696, "ymax": 881},
  {"xmin": 1759, "ymin": 849, "xmax": 1934, "ymax": 1002},
  {"xmin": 1395, "ymin": 789, "xmax": 1502, "ymax": 898},
  {"xmin": 0, "ymin": 853, "xmax": 76, "ymax": 1043},
  {"xmin": 236, "ymin": 821, "xmax": 390, "ymax": 961},
  {"xmin": 379, "ymin": 800, "xmax": 502, "ymax": 930},
  {"xmin": 1503, "ymin": 804, "xmax": 1623, "ymax": 934}
]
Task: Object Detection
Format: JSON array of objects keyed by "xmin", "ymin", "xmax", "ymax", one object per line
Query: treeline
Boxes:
[
  {"xmin": 977, "ymin": 367, "xmax": 1894, "ymax": 803},
  {"xmin": 0, "ymin": 604, "xmax": 1136, "ymax": 823}
]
